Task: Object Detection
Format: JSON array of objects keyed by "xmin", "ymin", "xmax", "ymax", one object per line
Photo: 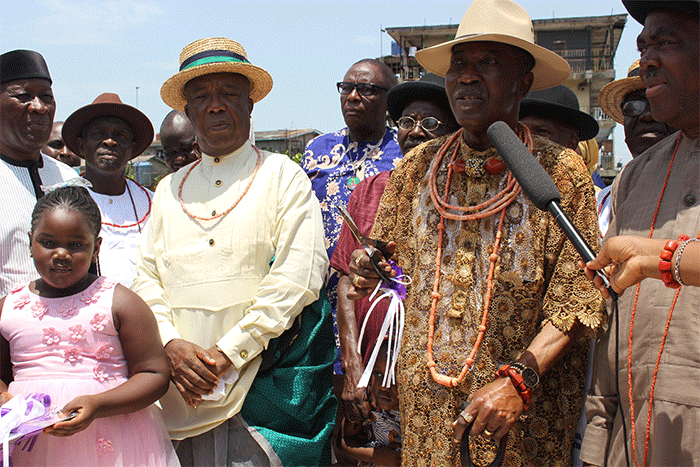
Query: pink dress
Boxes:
[{"xmin": 0, "ymin": 277, "xmax": 179, "ymax": 467}]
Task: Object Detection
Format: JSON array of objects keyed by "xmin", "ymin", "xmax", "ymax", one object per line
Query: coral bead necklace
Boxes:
[
  {"xmin": 426, "ymin": 124, "xmax": 532, "ymax": 388},
  {"xmin": 100, "ymin": 179, "xmax": 151, "ymax": 233},
  {"xmin": 178, "ymin": 146, "xmax": 262, "ymax": 221},
  {"xmin": 628, "ymin": 132, "xmax": 689, "ymax": 467}
]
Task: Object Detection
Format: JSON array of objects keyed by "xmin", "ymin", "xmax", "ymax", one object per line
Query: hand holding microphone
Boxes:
[{"xmin": 486, "ymin": 121, "xmax": 617, "ymax": 301}]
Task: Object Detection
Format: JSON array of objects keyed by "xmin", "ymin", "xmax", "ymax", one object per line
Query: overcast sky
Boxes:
[{"xmin": 1, "ymin": 0, "xmax": 643, "ymax": 164}]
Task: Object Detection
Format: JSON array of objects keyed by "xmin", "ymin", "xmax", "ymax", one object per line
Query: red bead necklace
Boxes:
[
  {"xmin": 178, "ymin": 146, "xmax": 262, "ymax": 221},
  {"xmin": 627, "ymin": 133, "xmax": 692, "ymax": 467},
  {"xmin": 426, "ymin": 124, "xmax": 532, "ymax": 388},
  {"xmin": 100, "ymin": 178, "xmax": 151, "ymax": 233}
]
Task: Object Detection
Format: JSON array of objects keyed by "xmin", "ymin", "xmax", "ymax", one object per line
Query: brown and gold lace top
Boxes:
[{"xmin": 371, "ymin": 134, "xmax": 605, "ymax": 467}]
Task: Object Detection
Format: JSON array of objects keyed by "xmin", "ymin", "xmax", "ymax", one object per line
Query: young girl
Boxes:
[
  {"xmin": 337, "ymin": 339, "xmax": 402, "ymax": 466},
  {"xmin": 0, "ymin": 186, "xmax": 179, "ymax": 466}
]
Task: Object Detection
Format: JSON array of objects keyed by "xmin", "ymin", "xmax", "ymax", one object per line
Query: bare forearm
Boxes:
[
  {"xmin": 337, "ymin": 274, "xmax": 362, "ymax": 373},
  {"xmin": 89, "ymin": 371, "xmax": 169, "ymax": 418},
  {"xmin": 518, "ymin": 320, "xmax": 580, "ymax": 376}
]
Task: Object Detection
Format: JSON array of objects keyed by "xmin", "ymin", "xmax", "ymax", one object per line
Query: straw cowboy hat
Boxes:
[
  {"xmin": 598, "ymin": 60, "xmax": 642, "ymax": 124},
  {"xmin": 161, "ymin": 37, "xmax": 273, "ymax": 110},
  {"xmin": 62, "ymin": 93, "xmax": 154, "ymax": 158},
  {"xmin": 520, "ymin": 85, "xmax": 599, "ymax": 141},
  {"xmin": 415, "ymin": 0, "xmax": 570, "ymax": 91}
]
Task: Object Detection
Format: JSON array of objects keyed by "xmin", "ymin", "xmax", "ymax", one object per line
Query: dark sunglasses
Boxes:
[
  {"xmin": 397, "ymin": 116, "xmax": 445, "ymax": 132},
  {"xmin": 621, "ymin": 99, "xmax": 649, "ymax": 118},
  {"xmin": 336, "ymin": 81, "xmax": 389, "ymax": 96}
]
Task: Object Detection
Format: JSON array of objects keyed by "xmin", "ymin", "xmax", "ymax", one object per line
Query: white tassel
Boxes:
[{"xmin": 357, "ymin": 274, "xmax": 410, "ymax": 389}]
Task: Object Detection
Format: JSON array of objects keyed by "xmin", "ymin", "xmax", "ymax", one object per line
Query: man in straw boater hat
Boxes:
[
  {"xmin": 595, "ymin": 59, "xmax": 675, "ymax": 237},
  {"xmin": 62, "ymin": 92, "xmax": 154, "ymax": 287},
  {"xmin": 581, "ymin": 1, "xmax": 700, "ymax": 466},
  {"xmin": 131, "ymin": 38, "xmax": 335, "ymax": 466},
  {"xmin": 0, "ymin": 49, "xmax": 78, "ymax": 297},
  {"xmin": 346, "ymin": 0, "xmax": 604, "ymax": 464}
]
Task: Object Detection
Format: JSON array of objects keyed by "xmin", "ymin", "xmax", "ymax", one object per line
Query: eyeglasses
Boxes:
[
  {"xmin": 396, "ymin": 116, "xmax": 445, "ymax": 132},
  {"xmin": 336, "ymin": 82, "xmax": 389, "ymax": 96},
  {"xmin": 621, "ymin": 99, "xmax": 649, "ymax": 118}
]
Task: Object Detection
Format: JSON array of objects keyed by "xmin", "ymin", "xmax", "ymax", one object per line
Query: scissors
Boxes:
[{"xmin": 336, "ymin": 204, "xmax": 391, "ymax": 283}]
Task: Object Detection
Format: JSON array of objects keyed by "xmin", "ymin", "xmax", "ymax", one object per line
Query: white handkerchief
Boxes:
[{"xmin": 201, "ymin": 366, "xmax": 239, "ymax": 401}]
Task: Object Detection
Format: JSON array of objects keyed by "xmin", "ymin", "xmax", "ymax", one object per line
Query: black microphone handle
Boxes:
[{"xmin": 547, "ymin": 201, "xmax": 618, "ymax": 301}]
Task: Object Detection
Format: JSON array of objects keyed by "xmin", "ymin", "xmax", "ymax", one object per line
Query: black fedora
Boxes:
[
  {"xmin": 622, "ymin": 0, "xmax": 699, "ymax": 25},
  {"xmin": 387, "ymin": 73, "xmax": 454, "ymax": 124},
  {"xmin": 519, "ymin": 85, "xmax": 599, "ymax": 141},
  {"xmin": 0, "ymin": 49, "xmax": 52, "ymax": 85}
]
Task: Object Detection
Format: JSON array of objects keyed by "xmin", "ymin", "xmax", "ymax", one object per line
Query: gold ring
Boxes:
[
  {"xmin": 483, "ymin": 428, "xmax": 495, "ymax": 437},
  {"xmin": 460, "ymin": 411, "xmax": 474, "ymax": 424},
  {"xmin": 352, "ymin": 275, "xmax": 362, "ymax": 288},
  {"xmin": 355, "ymin": 255, "xmax": 363, "ymax": 266}
]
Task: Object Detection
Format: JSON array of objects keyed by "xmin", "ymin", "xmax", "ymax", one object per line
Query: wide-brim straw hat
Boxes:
[
  {"xmin": 62, "ymin": 93, "xmax": 154, "ymax": 158},
  {"xmin": 161, "ymin": 38, "xmax": 273, "ymax": 110},
  {"xmin": 519, "ymin": 84, "xmax": 599, "ymax": 141},
  {"xmin": 415, "ymin": 0, "xmax": 570, "ymax": 91},
  {"xmin": 386, "ymin": 73, "xmax": 454, "ymax": 123},
  {"xmin": 598, "ymin": 60, "xmax": 642, "ymax": 124}
]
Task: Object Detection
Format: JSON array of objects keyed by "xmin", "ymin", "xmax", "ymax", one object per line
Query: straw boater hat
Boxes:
[
  {"xmin": 161, "ymin": 37, "xmax": 273, "ymax": 111},
  {"xmin": 386, "ymin": 73, "xmax": 454, "ymax": 123},
  {"xmin": 62, "ymin": 93, "xmax": 154, "ymax": 158},
  {"xmin": 598, "ymin": 60, "xmax": 642, "ymax": 124},
  {"xmin": 519, "ymin": 85, "xmax": 599, "ymax": 141},
  {"xmin": 415, "ymin": 0, "xmax": 570, "ymax": 91}
]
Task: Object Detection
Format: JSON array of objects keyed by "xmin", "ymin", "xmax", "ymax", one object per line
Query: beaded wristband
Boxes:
[
  {"xmin": 674, "ymin": 236, "xmax": 699, "ymax": 287},
  {"xmin": 495, "ymin": 365, "xmax": 532, "ymax": 409},
  {"xmin": 659, "ymin": 239, "xmax": 682, "ymax": 288}
]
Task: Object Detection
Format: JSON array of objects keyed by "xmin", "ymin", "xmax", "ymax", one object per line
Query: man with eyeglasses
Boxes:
[
  {"xmin": 42, "ymin": 121, "xmax": 82, "ymax": 168},
  {"xmin": 595, "ymin": 59, "xmax": 675, "ymax": 237},
  {"xmin": 330, "ymin": 73, "xmax": 458, "ymax": 438},
  {"xmin": 301, "ymin": 59, "xmax": 401, "ymax": 377}
]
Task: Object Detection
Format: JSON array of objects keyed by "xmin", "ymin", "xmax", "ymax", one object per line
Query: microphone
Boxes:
[{"xmin": 486, "ymin": 121, "xmax": 617, "ymax": 301}]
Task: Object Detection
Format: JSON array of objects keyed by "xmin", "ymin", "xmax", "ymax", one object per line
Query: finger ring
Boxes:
[
  {"xmin": 352, "ymin": 275, "xmax": 362, "ymax": 288},
  {"xmin": 460, "ymin": 411, "xmax": 474, "ymax": 424},
  {"xmin": 483, "ymin": 428, "xmax": 495, "ymax": 437},
  {"xmin": 355, "ymin": 255, "xmax": 362, "ymax": 266}
]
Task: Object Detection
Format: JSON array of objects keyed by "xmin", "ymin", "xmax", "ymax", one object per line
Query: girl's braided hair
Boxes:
[{"xmin": 31, "ymin": 186, "xmax": 101, "ymax": 239}]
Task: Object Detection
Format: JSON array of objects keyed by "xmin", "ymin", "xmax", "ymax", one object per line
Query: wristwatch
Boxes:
[{"xmin": 508, "ymin": 361, "xmax": 539, "ymax": 389}]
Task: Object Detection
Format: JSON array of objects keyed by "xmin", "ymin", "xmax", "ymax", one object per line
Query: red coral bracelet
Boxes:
[
  {"xmin": 495, "ymin": 365, "xmax": 533, "ymax": 409},
  {"xmin": 659, "ymin": 238, "xmax": 686, "ymax": 288}
]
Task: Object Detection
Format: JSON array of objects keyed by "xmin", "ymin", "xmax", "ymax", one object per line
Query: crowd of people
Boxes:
[{"xmin": 0, "ymin": 0, "xmax": 697, "ymax": 465}]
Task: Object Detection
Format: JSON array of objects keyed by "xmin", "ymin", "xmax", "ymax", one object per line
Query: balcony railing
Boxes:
[
  {"xmin": 549, "ymin": 48, "xmax": 614, "ymax": 72},
  {"xmin": 591, "ymin": 107, "xmax": 612, "ymax": 121}
]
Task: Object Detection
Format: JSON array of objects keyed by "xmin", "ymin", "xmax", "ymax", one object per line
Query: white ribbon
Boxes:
[
  {"xmin": 0, "ymin": 395, "xmax": 47, "ymax": 466},
  {"xmin": 357, "ymin": 274, "xmax": 411, "ymax": 389}
]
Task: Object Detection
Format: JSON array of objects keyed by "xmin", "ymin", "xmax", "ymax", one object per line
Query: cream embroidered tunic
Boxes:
[{"xmin": 131, "ymin": 139, "xmax": 327, "ymax": 440}]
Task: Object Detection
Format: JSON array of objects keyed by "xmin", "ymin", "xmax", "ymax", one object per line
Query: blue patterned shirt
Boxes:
[
  {"xmin": 302, "ymin": 127, "xmax": 402, "ymax": 370},
  {"xmin": 302, "ymin": 127, "xmax": 402, "ymax": 259}
]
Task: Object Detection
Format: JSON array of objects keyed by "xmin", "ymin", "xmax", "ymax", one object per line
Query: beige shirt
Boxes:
[
  {"xmin": 131, "ymin": 139, "xmax": 327, "ymax": 440},
  {"xmin": 582, "ymin": 132, "xmax": 700, "ymax": 466}
]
